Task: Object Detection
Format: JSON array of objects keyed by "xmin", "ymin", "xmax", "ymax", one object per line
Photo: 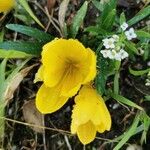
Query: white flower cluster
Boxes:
[
  {"xmin": 145, "ymin": 71, "xmax": 150, "ymax": 86},
  {"xmin": 101, "ymin": 35, "xmax": 128, "ymax": 61},
  {"xmin": 121, "ymin": 22, "xmax": 137, "ymax": 40}
]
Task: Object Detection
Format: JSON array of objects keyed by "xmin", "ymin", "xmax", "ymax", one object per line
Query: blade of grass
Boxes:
[
  {"xmin": 18, "ymin": 0, "xmax": 44, "ymax": 28},
  {"xmin": 129, "ymin": 67, "xmax": 150, "ymax": 76},
  {"xmin": 110, "ymin": 92, "xmax": 143, "ymax": 111},
  {"xmin": 0, "ymin": 41, "xmax": 42, "ymax": 56},
  {"xmin": 113, "ymin": 113, "xmax": 140, "ymax": 150},
  {"xmin": 0, "ymin": 49, "xmax": 33, "ymax": 58},
  {"xmin": 70, "ymin": 1, "xmax": 88, "ymax": 38},
  {"xmin": 6, "ymin": 24, "xmax": 53, "ymax": 42},
  {"xmin": 128, "ymin": 6, "xmax": 150, "ymax": 26}
]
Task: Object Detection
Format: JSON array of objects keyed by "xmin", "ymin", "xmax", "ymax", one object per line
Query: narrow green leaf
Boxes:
[
  {"xmin": 110, "ymin": 93, "xmax": 143, "ymax": 110},
  {"xmin": 124, "ymin": 41, "xmax": 139, "ymax": 54},
  {"xmin": 18, "ymin": 0, "xmax": 44, "ymax": 28},
  {"xmin": 145, "ymin": 95, "xmax": 150, "ymax": 101},
  {"xmin": 128, "ymin": 6, "xmax": 150, "ymax": 26},
  {"xmin": 0, "ymin": 49, "xmax": 33, "ymax": 58},
  {"xmin": 136, "ymin": 30, "xmax": 150, "ymax": 39},
  {"xmin": 140, "ymin": 112, "xmax": 150, "ymax": 144},
  {"xmin": 114, "ymin": 114, "xmax": 140, "ymax": 150},
  {"xmin": 71, "ymin": 1, "xmax": 88, "ymax": 38},
  {"xmin": 0, "ymin": 41, "xmax": 43, "ymax": 56},
  {"xmin": 0, "ymin": 105, "xmax": 5, "ymax": 139},
  {"xmin": 0, "ymin": 29, "xmax": 4, "ymax": 42},
  {"xmin": 101, "ymin": 9, "xmax": 116, "ymax": 30},
  {"xmin": 92, "ymin": 0, "xmax": 103, "ymax": 11},
  {"xmin": 0, "ymin": 59, "xmax": 7, "ymax": 100},
  {"xmin": 95, "ymin": 51, "xmax": 108, "ymax": 95},
  {"xmin": 129, "ymin": 67, "xmax": 150, "ymax": 76},
  {"xmin": 120, "ymin": 12, "xmax": 126, "ymax": 25},
  {"xmin": 0, "ymin": 59, "xmax": 7, "ymax": 84},
  {"xmin": 84, "ymin": 26, "xmax": 108, "ymax": 35},
  {"xmin": 100, "ymin": 0, "xmax": 117, "ymax": 23},
  {"xmin": 6, "ymin": 24, "xmax": 53, "ymax": 42}
]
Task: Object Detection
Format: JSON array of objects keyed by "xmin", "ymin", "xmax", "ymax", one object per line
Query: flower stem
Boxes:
[{"xmin": 114, "ymin": 61, "xmax": 121, "ymax": 94}]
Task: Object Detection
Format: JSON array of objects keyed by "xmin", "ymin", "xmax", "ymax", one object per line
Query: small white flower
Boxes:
[
  {"xmin": 118, "ymin": 49, "xmax": 129, "ymax": 59},
  {"xmin": 121, "ymin": 22, "xmax": 128, "ymax": 31},
  {"xmin": 103, "ymin": 38, "xmax": 115, "ymax": 49},
  {"xmin": 108, "ymin": 49, "xmax": 117, "ymax": 59},
  {"xmin": 125, "ymin": 28, "xmax": 137, "ymax": 40},
  {"xmin": 100, "ymin": 50, "xmax": 111, "ymax": 58},
  {"xmin": 112, "ymin": 35, "xmax": 119, "ymax": 41},
  {"xmin": 114, "ymin": 53, "xmax": 121, "ymax": 61},
  {"xmin": 145, "ymin": 79, "xmax": 150, "ymax": 86}
]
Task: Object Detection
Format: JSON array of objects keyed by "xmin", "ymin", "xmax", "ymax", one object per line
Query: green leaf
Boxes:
[
  {"xmin": 92, "ymin": 0, "xmax": 103, "ymax": 11},
  {"xmin": 128, "ymin": 6, "xmax": 150, "ymax": 26},
  {"xmin": 6, "ymin": 24, "xmax": 53, "ymax": 42},
  {"xmin": 100, "ymin": 0, "xmax": 117, "ymax": 24},
  {"xmin": 136, "ymin": 30, "xmax": 150, "ymax": 39},
  {"xmin": 110, "ymin": 93, "xmax": 143, "ymax": 110},
  {"xmin": 140, "ymin": 112, "xmax": 150, "ymax": 144},
  {"xmin": 71, "ymin": 1, "xmax": 88, "ymax": 38},
  {"xmin": 101, "ymin": 9, "xmax": 116, "ymax": 30},
  {"xmin": 0, "ymin": 29, "xmax": 4, "ymax": 42},
  {"xmin": 0, "ymin": 41, "xmax": 43, "ymax": 56},
  {"xmin": 18, "ymin": 0, "xmax": 44, "ymax": 28},
  {"xmin": 84, "ymin": 26, "xmax": 108, "ymax": 36},
  {"xmin": 0, "ymin": 49, "xmax": 33, "ymax": 58},
  {"xmin": 0, "ymin": 59, "xmax": 7, "ymax": 101},
  {"xmin": 95, "ymin": 51, "xmax": 108, "ymax": 95},
  {"xmin": 113, "ymin": 114, "xmax": 140, "ymax": 150},
  {"xmin": 120, "ymin": 12, "xmax": 126, "ymax": 25},
  {"xmin": 0, "ymin": 105, "xmax": 5, "ymax": 139},
  {"xmin": 145, "ymin": 95, "xmax": 150, "ymax": 101},
  {"xmin": 124, "ymin": 41, "xmax": 139, "ymax": 54},
  {"xmin": 129, "ymin": 67, "xmax": 150, "ymax": 76}
]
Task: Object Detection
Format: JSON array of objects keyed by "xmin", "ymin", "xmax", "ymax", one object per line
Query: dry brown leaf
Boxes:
[
  {"xmin": 47, "ymin": 0, "xmax": 56, "ymax": 12},
  {"xmin": 58, "ymin": 0, "xmax": 70, "ymax": 34},
  {"xmin": 23, "ymin": 100, "xmax": 44, "ymax": 133},
  {"xmin": 4, "ymin": 64, "xmax": 37, "ymax": 103}
]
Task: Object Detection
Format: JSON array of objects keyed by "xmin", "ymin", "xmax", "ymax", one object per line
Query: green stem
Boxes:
[{"xmin": 114, "ymin": 61, "xmax": 121, "ymax": 94}]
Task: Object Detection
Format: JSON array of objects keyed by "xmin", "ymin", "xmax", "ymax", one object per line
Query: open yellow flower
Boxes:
[
  {"xmin": 71, "ymin": 85, "xmax": 111, "ymax": 145},
  {"xmin": 0, "ymin": 0, "xmax": 15, "ymax": 13},
  {"xmin": 35, "ymin": 39, "xmax": 96, "ymax": 114}
]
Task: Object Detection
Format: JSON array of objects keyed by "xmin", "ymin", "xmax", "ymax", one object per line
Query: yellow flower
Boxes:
[
  {"xmin": 35, "ymin": 39, "xmax": 96, "ymax": 114},
  {"xmin": 0, "ymin": 0, "xmax": 15, "ymax": 13},
  {"xmin": 71, "ymin": 85, "xmax": 111, "ymax": 145}
]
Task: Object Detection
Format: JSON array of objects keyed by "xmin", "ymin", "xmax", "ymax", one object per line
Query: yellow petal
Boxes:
[
  {"xmin": 72, "ymin": 96, "xmax": 94, "ymax": 125},
  {"xmin": 42, "ymin": 50, "xmax": 66, "ymax": 87},
  {"xmin": 73, "ymin": 85, "xmax": 111, "ymax": 130},
  {"xmin": 77, "ymin": 121, "xmax": 96, "ymax": 145},
  {"xmin": 96, "ymin": 123, "xmax": 106, "ymax": 133},
  {"xmin": 0, "ymin": 0, "xmax": 15, "ymax": 12},
  {"xmin": 82, "ymin": 48, "xmax": 97, "ymax": 84},
  {"xmin": 36, "ymin": 84, "xmax": 68, "ymax": 114},
  {"xmin": 71, "ymin": 119, "xmax": 78, "ymax": 134},
  {"xmin": 34, "ymin": 65, "xmax": 44, "ymax": 83},
  {"xmin": 94, "ymin": 95, "xmax": 111, "ymax": 131},
  {"xmin": 60, "ymin": 68, "xmax": 82, "ymax": 97}
]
